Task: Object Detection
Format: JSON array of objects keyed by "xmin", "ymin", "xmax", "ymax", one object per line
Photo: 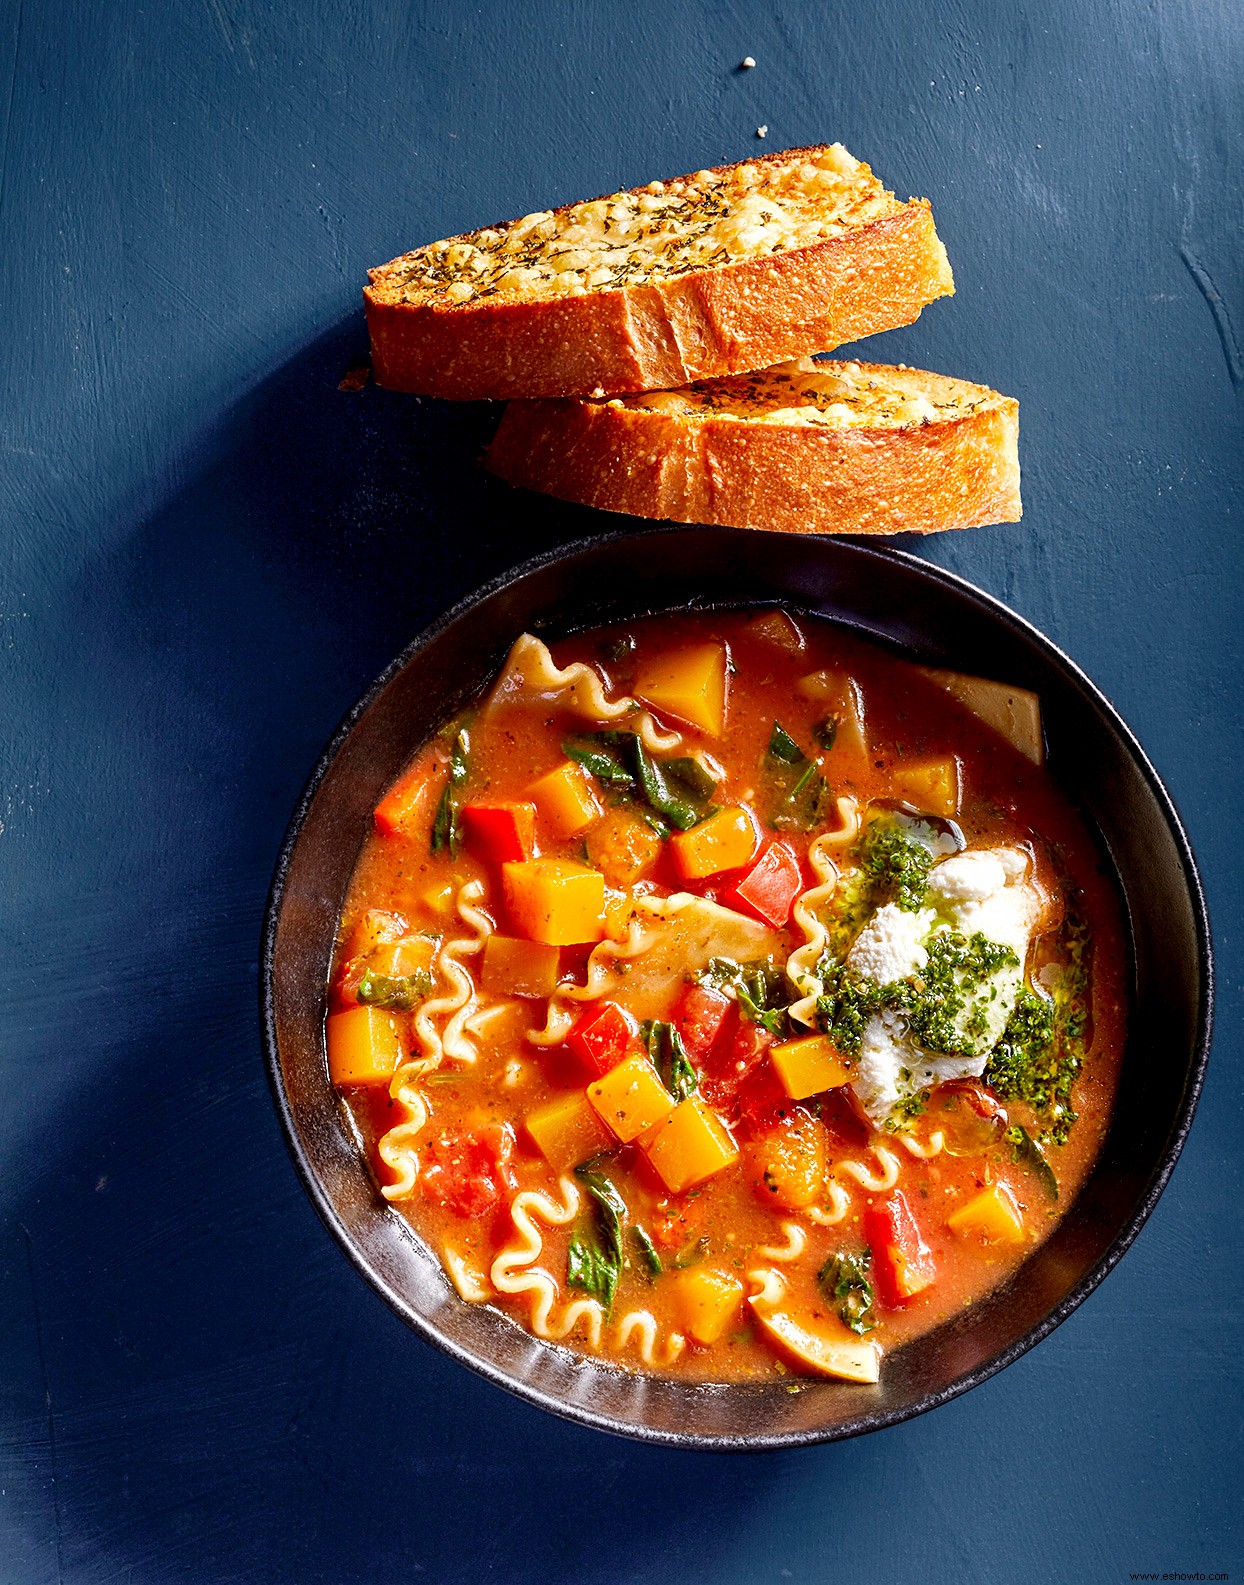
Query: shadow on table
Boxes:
[{"xmin": 3, "ymin": 316, "xmax": 899, "ymax": 1585}]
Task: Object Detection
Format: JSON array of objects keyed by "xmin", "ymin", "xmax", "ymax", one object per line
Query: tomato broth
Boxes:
[{"xmin": 328, "ymin": 610, "xmax": 1126, "ymax": 1384}]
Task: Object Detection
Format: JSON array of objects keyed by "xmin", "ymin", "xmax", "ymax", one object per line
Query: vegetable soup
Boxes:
[{"xmin": 327, "ymin": 611, "xmax": 1126, "ymax": 1384}]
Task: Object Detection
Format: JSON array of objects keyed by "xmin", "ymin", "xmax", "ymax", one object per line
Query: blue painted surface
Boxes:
[{"xmin": 1, "ymin": 0, "xmax": 1241, "ymax": 1579}]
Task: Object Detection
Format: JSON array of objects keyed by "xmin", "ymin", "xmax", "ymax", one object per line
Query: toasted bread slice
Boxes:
[
  {"xmin": 366, "ymin": 146, "xmax": 954, "ymax": 401},
  {"xmin": 485, "ymin": 358, "xmax": 1020, "ymax": 537}
]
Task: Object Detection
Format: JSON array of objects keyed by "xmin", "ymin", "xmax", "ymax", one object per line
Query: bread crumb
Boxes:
[
  {"xmin": 756, "ymin": 125, "xmax": 768, "ymax": 138},
  {"xmin": 741, "ymin": 55, "xmax": 756, "ymax": 68},
  {"xmin": 338, "ymin": 364, "xmax": 370, "ymax": 393}
]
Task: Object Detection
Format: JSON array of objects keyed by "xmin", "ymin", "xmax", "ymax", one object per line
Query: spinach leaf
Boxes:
[
  {"xmin": 568, "ymin": 1166, "xmax": 628, "ymax": 1310},
  {"xmin": 763, "ymin": 721, "xmax": 829, "ymax": 833},
  {"xmin": 632, "ymin": 1226, "xmax": 663, "ymax": 1278},
  {"xmin": 564, "ymin": 731, "xmax": 719, "ymax": 833},
  {"xmin": 1005, "ymin": 1123, "xmax": 1060, "ymax": 1201},
  {"xmin": 642, "ymin": 1020, "xmax": 698, "ymax": 1102},
  {"xmin": 818, "ymin": 1250, "xmax": 877, "ymax": 1335},
  {"xmin": 663, "ymin": 756, "xmax": 719, "ymax": 802},
  {"xmin": 566, "ymin": 1235, "xmax": 617, "ymax": 1306},
  {"xmin": 430, "ymin": 729, "xmax": 470, "ymax": 857},
  {"xmin": 767, "ymin": 722, "xmax": 806, "ymax": 765},
  {"xmin": 698, "ymin": 957, "xmax": 792, "ymax": 1039},
  {"xmin": 354, "ymin": 969, "xmax": 433, "ymax": 1010},
  {"xmin": 563, "ymin": 733, "xmax": 635, "ymax": 786},
  {"xmin": 634, "ymin": 740, "xmax": 703, "ymax": 831},
  {"xmin": 813, "ymin": 717, "xmax": 839, "ymax": 751}
]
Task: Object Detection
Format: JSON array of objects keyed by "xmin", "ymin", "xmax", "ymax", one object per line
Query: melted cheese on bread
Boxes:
[
  {"xmin": 376, "ymin": 145, "xmax": 907, "ymax": 307},
  {"xmin": 613, "ymin": 358, "xmax": 1002, "ymax": 430}
]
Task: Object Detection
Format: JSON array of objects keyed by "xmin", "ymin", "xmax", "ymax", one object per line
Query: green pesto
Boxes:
[
  {"xmin": 987, "ymin": 987, "xmax": 1082, "ymax": 1145},
  {"xmin": 814, "ymin": 960, "xmax": 885, "ymax": 1055},
  {"xmin": 855, "ymin": 819, "xmax": 933, "ymax": 912},
  {"xmin": 814, "ymin": 929, "xmax": 1018, "ymax": 1061},
  {"xmin": 899, "ymin": 931, "xmax": 1019, "ymax": 1058}
]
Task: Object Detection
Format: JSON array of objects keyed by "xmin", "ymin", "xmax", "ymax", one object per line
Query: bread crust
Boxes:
[
  {"xmin": 484, "ymin": 362, "xmax": 1021, "ymax": 537},
  {"xmin": 366, "ymin": 150, "xmax": 953, "ymax": 400}
]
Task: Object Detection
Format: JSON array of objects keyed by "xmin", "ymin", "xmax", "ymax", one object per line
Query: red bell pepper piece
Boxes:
[
  {"xmin": 671, "ymin": 982, "xmax": 732, "ymax": 1062},
  {"xmin": 420, "ymin": 1124, "xmax": 517, "ymax": 1217},
  {"xmin": 733, "ymin": 1057, "xmax": 788, "ymax": 1132},
  {"xmin": 864, "ymin": 1191, "xmax": 936, "ymax": 1306},
  {"xmin": 460, "ymin": 801, "xmax": 536, "ymax": 863},
  {"xmin": 566, "ymin": 1001, "xmax": 635, "ymax": 1076},
  {"xmin": 721, "ymin": 841, "xmax": 802, "ymax": 927}
]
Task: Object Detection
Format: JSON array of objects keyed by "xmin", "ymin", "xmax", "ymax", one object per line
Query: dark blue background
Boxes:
[{"xmin": 2, "ymin": 2, "xmax": 1240, "ymax": 1580}]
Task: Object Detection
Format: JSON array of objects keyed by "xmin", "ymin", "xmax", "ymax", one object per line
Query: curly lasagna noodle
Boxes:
[{"xmin": 327, "ymin": 610, "xmax": 1126, "ymax": 1383}]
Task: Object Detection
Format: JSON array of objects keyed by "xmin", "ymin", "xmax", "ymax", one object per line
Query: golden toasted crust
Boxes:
[
  {"xmin": 365, "ymin": 148, "xmax": 954, "ymax": 400},
  {"xmin": 484, "ymin": 360, "xmax": 1021, "ymax": 537}
]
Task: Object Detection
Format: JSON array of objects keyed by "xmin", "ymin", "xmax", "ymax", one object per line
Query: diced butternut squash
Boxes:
[
  {"xmin": 373, "ymin": 770, "xmax": 431, "ymax": 838},
  {"xmin": 480, "ymin": 934, "xmax": 561, "ymax": 998},
  {"xmin": 634, "ymin": 643, "xmax": 728, "ymax": 735},
  {"xmin": 367, "ymin": 934, "xmax": 437, "ymax": 982},
  {"xmin": 326, "ymin": 1005, "xmax": 403, "ymax": 1087},
  {"xmin": 769, "ymin": 1035, "xmax": 852, "ymax": 1101},
  {"xmin": 587, "ymin": 1052, "xmax": 676, "ymax": 1143},
  {"xmin": 414, "ymin": 878, "xmax": 455, "ymax": 917},
  {"xmin": 525, "ymin": 1090, "xmax": 613, "ymax": 1171},
  {"xmin": 947, "ymin": 1182, "xmax": 1026, "ymax": 1244},
  {"xmin": 586, "ymin": 807, "xmax": 663, "ymax": 887},
  {"xmin": 502, "ymin": 859, "xmax": 606, "ymax": 946},
  {"xmin": 604, "ymin": 890, "xmax": 637, "ymax": 940},
  {"xmin": 527, "ymin": 761, "xmax": 603, "ymax": 839},
  {"xmin": 750, "ymin": 1110, "xmax": 829, "ymax": 1210},
  {"xmin": 750, "ymin": 1307, "xmax": 881, "ymax": 1384},
  {"xmin": 669, "ymin": 806, "xmax": 758, "ymax": 881},
  {"xmin": 671, "ymin": 1267, "xmax": 745, "ymax": 1345},
  {"xmin": 891, "ymin": 757, "xmax": 960, "ymax": 819},
  {"xmin": 643, "ymin": 1095, "xmax": 740, "ymax": 1193}
]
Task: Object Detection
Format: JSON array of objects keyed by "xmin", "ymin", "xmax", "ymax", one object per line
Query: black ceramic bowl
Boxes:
[{"xmin": 261, "ymin": 525, "xmax": 1212, "ymax": 1449}]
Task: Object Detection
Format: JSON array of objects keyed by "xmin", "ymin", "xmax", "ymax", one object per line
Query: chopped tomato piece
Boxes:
[
  {"xmin": 734, "ymin": 1060, "xmax": 789, "ymax": 1133},
  {"xmin": 721, "ymin": 841, "xmax": 802, "ymax": 927},
  {"xmin": 818, "ymin": 1086, "xmax": 873, "ymax": 1150},
  {"xmin": 460, "ymin": 801, "xmax": 536, "ymax": 863},
  {"xmin": 566, "ymin": 1001, "xmax": 635, "ymax": 1076},
  {"xmin": 864, "ymin": 1190, "xmax": 936, "ymax": 1306},
  {"xmin": 420, "ymin": 1124, "xmax": 517, "ymax": 1216},
  {"xmin": 698, "ymin": 1006, "xmax": 776, "ymax": 1119},
  {"xmin": 650, "ymin": 1198, "xmax": 706, "ymax": 1252},
  {"xmin": 672, "ymin": 982, "xmax": 732, "ymax": 1063}
]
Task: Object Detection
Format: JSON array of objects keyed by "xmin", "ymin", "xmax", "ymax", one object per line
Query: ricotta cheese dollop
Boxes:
[{"xmin": 846, "ymin": 846, "xmax": 1040, "ymax": 1123}]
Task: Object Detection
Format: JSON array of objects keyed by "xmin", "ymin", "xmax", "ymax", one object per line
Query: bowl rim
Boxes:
[{"xmin": 260, "ymin": 524, "xmax": 1214, "ymax": 1450}]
